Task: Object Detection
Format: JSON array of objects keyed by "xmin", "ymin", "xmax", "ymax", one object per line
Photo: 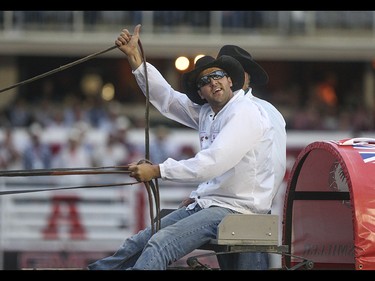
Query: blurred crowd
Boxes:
[
  {"xmin": 0, "ymin": 98, "xmax": 197, "ymax": 174},
  {"xmin": 270, "ymin": 70, "xmax": 374, "ymax": 133},
  {"xmin": 0, "ymin": 71, "xmax": 373, "ymax": 174}
]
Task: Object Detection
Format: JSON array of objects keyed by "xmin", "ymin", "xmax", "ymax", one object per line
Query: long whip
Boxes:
[{"xmin": 0, "ymin": 45, "xmax": 117, "ymax": 94}]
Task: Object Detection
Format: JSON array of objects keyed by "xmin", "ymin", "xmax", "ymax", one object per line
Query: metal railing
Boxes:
[
  {"xmin": 1, "ymin": 11, "xmax": 375, "ymax": 36},
  {"xmin": 1, "ymin": 11, "xmax": 375, "ymax": 61}
]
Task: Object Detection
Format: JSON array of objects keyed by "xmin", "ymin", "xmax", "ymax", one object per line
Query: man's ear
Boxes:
[
  {"xmin": 198, "ymin": 89, "xmax": 204, "ymax": 99},
  {"xmin": 228, "ymin": 77, "xmax": 233, "ymax": 88}
]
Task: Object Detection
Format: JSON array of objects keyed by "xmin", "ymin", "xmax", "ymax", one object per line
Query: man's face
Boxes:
[{"xmin": 197, "ymin": 67, "xmax": 233, "ymax": 112}]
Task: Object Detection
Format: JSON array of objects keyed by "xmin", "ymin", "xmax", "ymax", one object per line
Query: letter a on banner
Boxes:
[{"xmin": 43, "ymin": 195, "xmax": 86, "ymax": 239}]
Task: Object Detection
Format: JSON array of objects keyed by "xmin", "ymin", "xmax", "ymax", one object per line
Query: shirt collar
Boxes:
[{"xmin": 244, "ymin": 87, "xmax": 254, "ymax": 97}]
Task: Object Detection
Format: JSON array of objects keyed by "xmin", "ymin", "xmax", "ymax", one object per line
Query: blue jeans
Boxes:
[
  {"xmin": 87, "ymin": 204, "xmax": 236, "ymax": 270},
  {"xmin": 217, "ymin": 252, "xmax": 269, "ymax": 270}
]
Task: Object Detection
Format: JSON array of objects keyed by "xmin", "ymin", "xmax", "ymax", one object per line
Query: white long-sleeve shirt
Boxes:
[
  {"xmin": 245, "ymin": 89, "xmax": 287, "ymax": 195},
  {"xmin": 133, "ymin": 62, "xmax": 275, "ymax": 214}
]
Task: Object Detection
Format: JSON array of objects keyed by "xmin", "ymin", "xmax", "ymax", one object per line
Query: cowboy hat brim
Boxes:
[{"xmin": 218, "ymin": 45, "xmax": 269, "ymax": 86}]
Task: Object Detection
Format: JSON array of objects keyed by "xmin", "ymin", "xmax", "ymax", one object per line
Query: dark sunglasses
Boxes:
[{"xmin": 197, "ymin": 70, "xmax": 228, "ymax": 88}]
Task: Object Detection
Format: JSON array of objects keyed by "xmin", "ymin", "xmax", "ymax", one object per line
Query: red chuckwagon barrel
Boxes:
[{"xmin": 282, "ymin": 138, "xmax": 375, "ymax": 270}]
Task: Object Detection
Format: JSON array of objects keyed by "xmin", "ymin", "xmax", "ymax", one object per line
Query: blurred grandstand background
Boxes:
[
  {"xmin": 0, "ymin": 11, "xmax": 374, "ymax": 269},
  {"xmin": 1, "ymin": 11, "xmax": 375, "ymax": 132}
]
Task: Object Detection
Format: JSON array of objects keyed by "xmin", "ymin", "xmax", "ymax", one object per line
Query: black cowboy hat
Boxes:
[
  {"xmin": 182, "ymin": 55, "xmax": 244, "ymax": 105},
  {"xmin": 217, "ymin": 45, "xmax": 269, "ymax": 85}
]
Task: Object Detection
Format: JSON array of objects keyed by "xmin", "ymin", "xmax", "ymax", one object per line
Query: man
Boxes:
[
  {"xmin": 87, "ymin": 24, "xmax": 276, "ymax": 270},
  {"xmin": 216, "ymin": 45, "xmax": 287, "ymax": 270}
]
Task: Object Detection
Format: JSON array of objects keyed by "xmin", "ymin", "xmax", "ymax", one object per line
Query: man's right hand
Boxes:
[{"xmin": 115, "ymin": 24, "xmax": 143, "ymax": 70}]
